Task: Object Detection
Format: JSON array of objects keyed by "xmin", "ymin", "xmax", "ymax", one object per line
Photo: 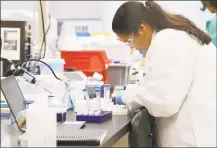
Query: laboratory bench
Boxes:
[{"xmin": 1, "ymin": 111, "xmax": 133, "ymax": 147}]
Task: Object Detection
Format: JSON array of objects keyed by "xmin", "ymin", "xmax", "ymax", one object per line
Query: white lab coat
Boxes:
[{"xmin": 123, "ymin": 29, "xmax": 216, "ymax": 147}]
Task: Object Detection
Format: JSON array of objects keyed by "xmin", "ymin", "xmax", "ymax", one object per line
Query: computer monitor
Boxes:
[{"xmin": 0, "ymin": 76, "xmax": 27, "ymax": 132}]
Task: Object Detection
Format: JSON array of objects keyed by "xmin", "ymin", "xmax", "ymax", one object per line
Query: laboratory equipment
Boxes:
[
  {"xmin": 56, "ymin": 108, "xmax": 67, "ymax": 122},
  {"xmin": 63, "ymin": 71, "xmax": 87, "ymax": 81},
  {"xmin": 76, "ymin": 111, "xmax": 112, "ymax": 123},
  {"xmin": 26, "ymin": 94, "xmax": 56, "ymax": 147},
  {"xmin": 76, "ymin": 88, "xmax": 112, "ymax": 123},
  {"xmin": 0, "ymin": 76, "xmax": 28, "ymax": 132},
  {"xmin": 39, "ymin": 58, "xmax": 65, "ymax": 74},
  {"xmin": 74, "ymin": 99, "xmax": 98, "ymax": 114},
  {"xmin": 57, "ymin": 129, "xmax": 107, "ymax": 146},
  {"xmin": 61, "ymin": 80, "xmax": 75, "ymax": 110},
  {"xmin": 108, "ymin": 62, "xmax": 131, "ymax": 86},
  {"xmin": 103, "ymin": 84, "xmax": 111, "ymax": 103},
  {"xmin": 95, "ymin": 88, "xmax": 101, "ymax": 113},
  {"xmin": 1, "ymin": 21, "xmax": 31, "ymax": 76},
  {"xmin": 86, "ymin": 84, "xmax": 103, "ymax": 99},
  {"xmin": 61, "ymin": 50, "xmax": 110, "ymax": 83},
  {"xmin": 83, "ymin": 88, "xmax": 91, "ymax": 111}
]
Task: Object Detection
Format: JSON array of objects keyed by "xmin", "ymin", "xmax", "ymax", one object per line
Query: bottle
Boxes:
[
  {"xmin": 83, "ymin": 88, "xmax": 91, "ymax": 114},
  {"xmin": 103, "ymin": 84, "xmax": 111, "ymax": 103},
  {"xmin": 26, "ymin": 94, "xmax": 56, "ymax": 147},
  {"xmin": 95, "ymin": 88, "xmax": 101, "ymax": 115}
]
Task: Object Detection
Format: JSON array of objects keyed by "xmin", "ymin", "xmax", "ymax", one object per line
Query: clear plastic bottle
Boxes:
[
  {"xmin": 26, "ymin": 94, "xmax": 56, "ymax": 147},
  {"xmin": 103, "ymin": 84, "xmax": 111, "ymax": 103},
  {"xmin": 95, "ymin": 88, "xmax": 101, "ymax": 114},
  {"xmin": 83, "ymin": 88, "xmax": 90, "ymax": 112}
]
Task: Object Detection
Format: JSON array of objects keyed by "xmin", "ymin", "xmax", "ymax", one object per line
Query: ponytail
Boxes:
[
  {"xmin": 144, "ymin": 1, "xmax": 211, "ymax": 45},
  {"xmin": 112, "ymin": 1, "xmax": 211, "ymax": 45}
]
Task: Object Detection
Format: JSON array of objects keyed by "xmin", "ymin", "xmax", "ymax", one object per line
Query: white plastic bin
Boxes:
[
  {"xmin": 108, "ymin": 63, "xmax": 131, "ymax": 86},
  {"xmin": 39, "ymin": 59, "xmax": 65, "ymax": 74}
]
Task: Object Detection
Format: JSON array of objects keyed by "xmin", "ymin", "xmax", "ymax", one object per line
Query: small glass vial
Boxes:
[
  {"xmin": 83, "ymin": 88, "xmax": 90, "ymax": 112},
  {"xmin": 103, "ymin": 84, "xmax": 111, "ymax": 103},
  {"xmin": 95, "ymin": 88, "xmax": 101, "ymax": 112}
]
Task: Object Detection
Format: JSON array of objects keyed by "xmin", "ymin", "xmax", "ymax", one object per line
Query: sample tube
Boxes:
[
  {"xmin": 83, "ymin": 88, "xmax": 90, "ymax": 112},
  {"xmin": 103, "ymin": 84, "xmax": 111, "ymax": 103},
  {"xmin": 95, "ymin": 88, "xmax": 101, "ymax": 112}
]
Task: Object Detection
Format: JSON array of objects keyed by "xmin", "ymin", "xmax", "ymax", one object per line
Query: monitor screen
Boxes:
[{"xmin": 0, "ymin": 76, "xmax": 27, "ymax": 131}]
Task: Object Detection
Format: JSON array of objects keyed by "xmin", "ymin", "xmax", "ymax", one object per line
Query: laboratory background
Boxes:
[{"xmin": 0, "ymin": 1, "xmax": 216, "ymax": 147}]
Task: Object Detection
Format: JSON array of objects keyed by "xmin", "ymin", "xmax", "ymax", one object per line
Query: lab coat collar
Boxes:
[{"xmin": 152, "ymin": 31, "xmax": 157, "ymax": 40}]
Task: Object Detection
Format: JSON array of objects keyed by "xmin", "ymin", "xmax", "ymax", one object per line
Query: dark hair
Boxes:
[
  {"xmin": 201, "ymin": 0, "xmax": 217, "ymax": 11},
  {"xmin": 112, "ymin": 1, "xmax": 211, "ymax": 45}
]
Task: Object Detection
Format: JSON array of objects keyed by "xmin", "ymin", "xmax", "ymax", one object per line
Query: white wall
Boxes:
[
  {"xmin": 157, "ymin": 1, "xmax": 214, "ymax": 30},
  {"xmin": 49, "ymin": 1, "xmax": 103, "ymax": 20},
  {"xmin": 1, "ymin": 1, "xmax": 213, "ymax": 32},
  {"xmin": 101, "ymin": 1, "xmax": 213, "ymax": 33},
  {"xmin": 1, "ymin": 1, "xmax": 37, "ymax": 12},
  {"xmin": 100, "ymin": 1, "xmax": 125, "ymax": 33}
]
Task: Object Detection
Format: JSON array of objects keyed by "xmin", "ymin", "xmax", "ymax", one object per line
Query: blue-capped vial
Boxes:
[
  {"xmin": 83, "ymin": 88, "xmax": 90, "ymax": 111},
  {"xmin": 95, "ymin": 88, "xmax": 101, "ymax": 92},
  {"xmin": 103, "ymin": 84, "xmax": 111, "ymax": 103},
  {"xmin": 95, "ymin": 88, "xmax": 101, "ymax": 111},
  {"xmin": 83, "ymin": 88, "xmax": 87, "ymax": 92}
]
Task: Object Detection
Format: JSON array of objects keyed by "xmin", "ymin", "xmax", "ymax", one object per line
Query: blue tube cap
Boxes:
[
  {"xmin": 95, "ymin": 88, "xmax": 101, "ymax": 92},
  {"xmin": 82, "ymin": 88, "xmax": 87, "ymax": 92},
  {"xmin": 114, "ymin": 61, "xmax": 120, "ymax": 64}
]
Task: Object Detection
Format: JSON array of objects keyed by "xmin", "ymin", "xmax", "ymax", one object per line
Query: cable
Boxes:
[
  {"xmin": 30, "ymin": 14, "xmax": 51, "ymax": 73},
  {"xmin": 39, "ymin": 0, "xmax": 46, "ymax": 59},
  {"xmin": 19, "ymin": 54, "xmax": 32, "ymax": 63},
  {"xmin": 39, "ymin": 15, "xmax": 51, "ymax": 58},
  {"xmin": 5, "ymin": 59, "xmax": 63, "ymax": 81},
  {"xmin": 27, "ymin": 36, "xmax": 37, "ymax": 45},
  {"xmin": 0, "ymin": 37, "xmax": 2, "ymax": 56}
]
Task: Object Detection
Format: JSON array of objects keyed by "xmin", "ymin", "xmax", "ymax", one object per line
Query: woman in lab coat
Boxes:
[
  {"xmin": 112, "ymin": 1, "xmax": 216, "ymax": 147},
  {"xmin": 201, "ymin": 0, "xmax": 217, "ymax": 47}
]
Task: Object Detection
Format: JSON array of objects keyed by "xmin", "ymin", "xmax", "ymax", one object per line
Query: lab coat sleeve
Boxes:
[{"xmin": 122, "ymin": 30, "xmax": 194, "ymax": 117}]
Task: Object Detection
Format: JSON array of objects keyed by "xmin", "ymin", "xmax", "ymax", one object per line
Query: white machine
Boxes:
[{"xmin": 1, "ymin": 7, "xmax": 58, "ymax": 58}]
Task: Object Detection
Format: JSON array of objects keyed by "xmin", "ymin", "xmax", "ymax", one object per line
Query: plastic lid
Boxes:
[
  {"xmin": 114, "ymin": 61, "xmax": 120, "ymax": 64},
  {"xmin": 103, "ymin": 84, "xmax": 111, "ymax": 87},
  {"xmin": 82, "ymin": 88, "xmax": 87, "ymax": 92},
  {"xmin": 95, "ymin": 88, "xmax": 101, "ymax": 92}
]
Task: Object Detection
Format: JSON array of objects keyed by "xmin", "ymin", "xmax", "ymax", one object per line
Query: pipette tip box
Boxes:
[{"xmin": 76, "ymin": 111, "xmax": 112, "ymax": 123}]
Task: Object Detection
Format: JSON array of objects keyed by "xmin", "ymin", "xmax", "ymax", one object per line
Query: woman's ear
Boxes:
[{"xmin": 138, "ymin": 24, "xmax": 147, "ymax": 35}]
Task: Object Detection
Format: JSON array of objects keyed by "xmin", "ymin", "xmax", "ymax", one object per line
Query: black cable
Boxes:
[
  {"xmin": 30, "ymin": 14, "xmax": 51, "ymax": 73},
  {"xmin": 4, "ymin": 59, "xmax": 63, "ymax": 81},
  {"xmin": 20, "ymin": 54, "xmax": 32, "ymax": 62},
  {"xmin": 39, "ymin": 0, "xmax": 46, "ymax": 59},
  {"xmin": 0, "ymin": 37, "xmax": 2, "ymax": 56}
]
